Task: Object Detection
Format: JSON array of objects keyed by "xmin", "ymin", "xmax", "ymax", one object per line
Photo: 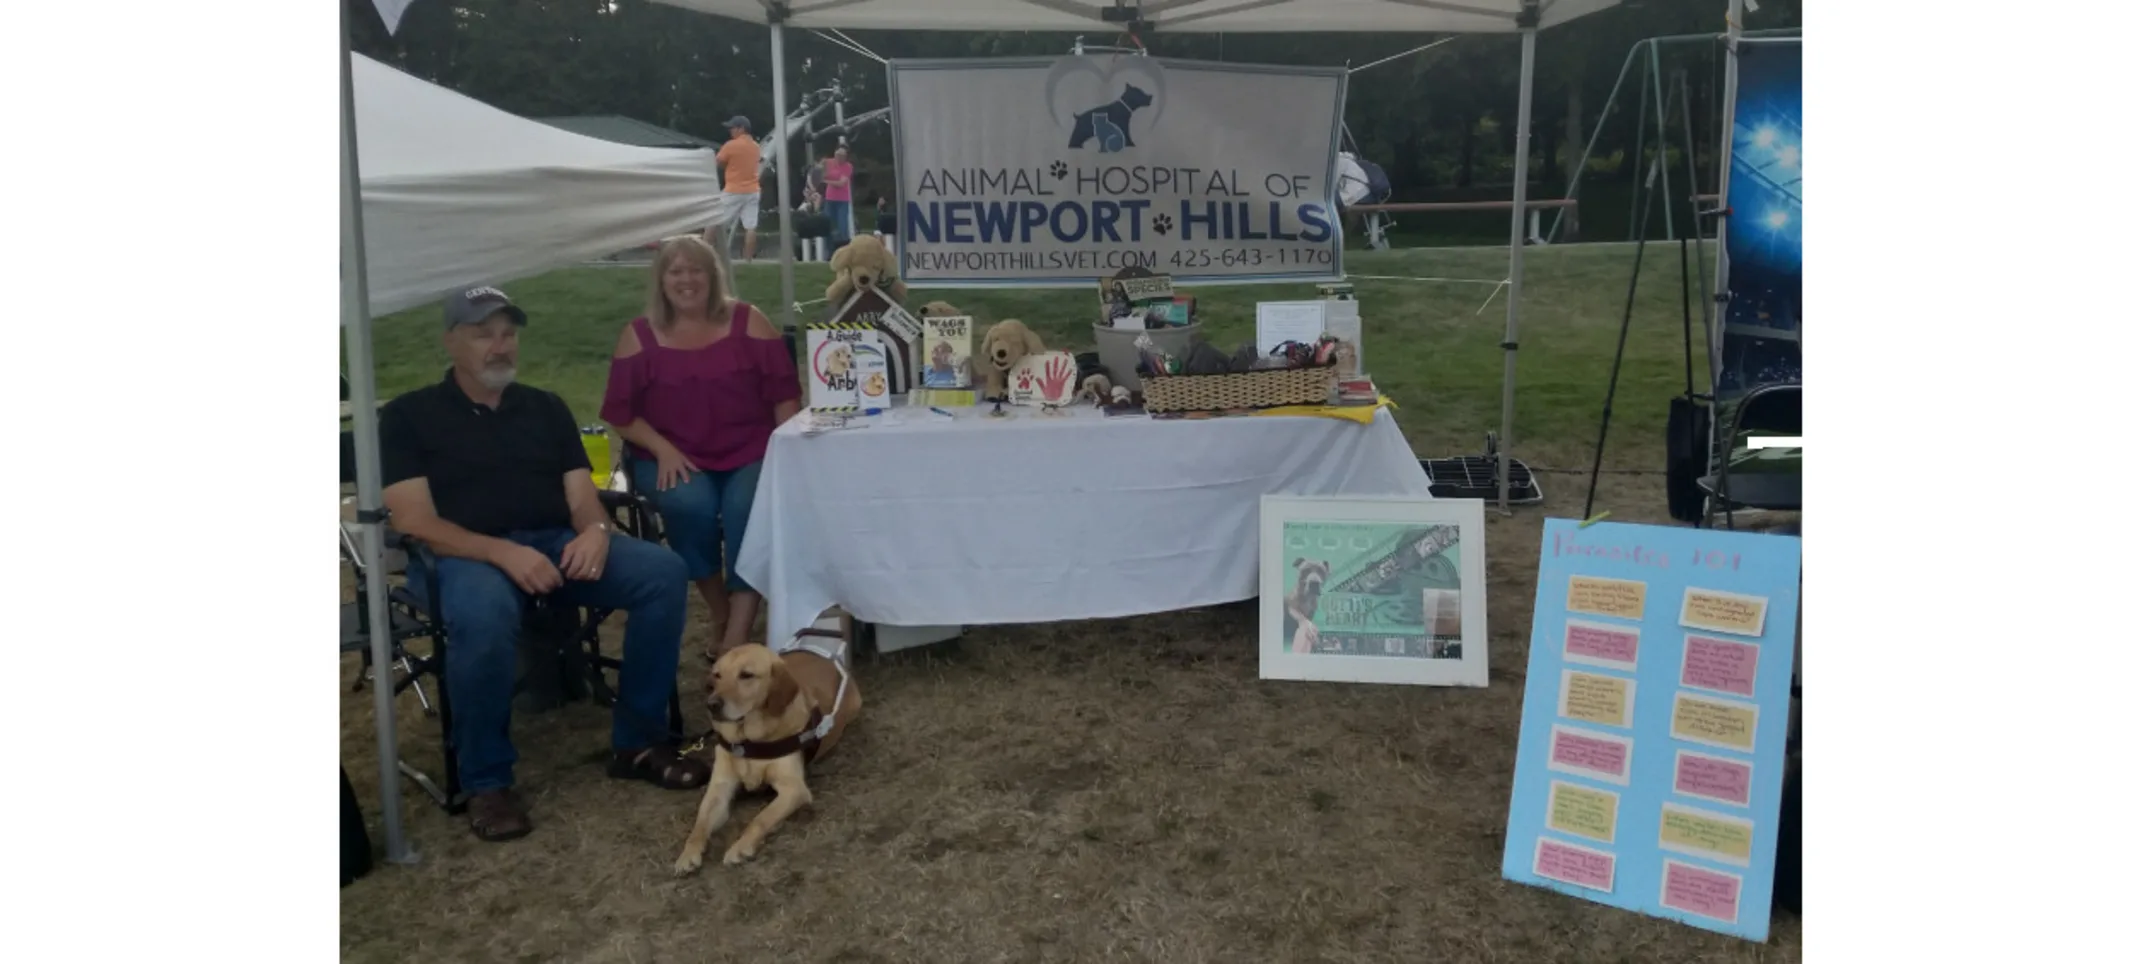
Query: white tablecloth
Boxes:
[{"xmin": 733, "ymin": 406, "xmax": 1433, "ymax": 645}]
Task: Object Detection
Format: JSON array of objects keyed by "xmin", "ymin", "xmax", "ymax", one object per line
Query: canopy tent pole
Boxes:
[
  {"xmin": 1709, "ymin": 0, "xmax": 1744, "ymax": 383},
  {"xmin": 343, "ymin": 0, "xmax": 413, "ymax": 865},
  {"xmin": 1495, "ymin": 3, "xmax": 1541, "ymax": 513},
  {"xmin": 770, "ymin": 17, "xmax": 799, "ymax": 330}
]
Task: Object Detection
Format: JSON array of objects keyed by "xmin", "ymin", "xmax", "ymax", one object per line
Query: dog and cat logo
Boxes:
[{"xmin": 1045, "ymin": 56, "xmax": 1166, "ymax": 155}]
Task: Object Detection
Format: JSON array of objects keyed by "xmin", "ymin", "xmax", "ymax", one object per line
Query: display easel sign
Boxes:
[
  {"xmin": 1500, "ymin": 519, "xmax": 1801, "ymax": 942},
  {"xmin": 1255, "ymin": 300, "xmax": 1326, "ymax": 354},
  {"xmin": 805, "ymin": 323, "xmax": 877, "ymax": 414}
]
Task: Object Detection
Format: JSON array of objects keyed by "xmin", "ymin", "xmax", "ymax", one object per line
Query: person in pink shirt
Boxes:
[
  {"xmin": 819, "ymin": 145, "xmax": 854, "ymax": 245},
  {"xmin": 601, "ymin": 236, "xmax": 800, "ymax": 657}
]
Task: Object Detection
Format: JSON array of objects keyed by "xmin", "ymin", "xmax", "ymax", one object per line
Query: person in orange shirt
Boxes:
[{"xmin": 707, "ymin": 115, "xmax": 763, "ymax": 261}]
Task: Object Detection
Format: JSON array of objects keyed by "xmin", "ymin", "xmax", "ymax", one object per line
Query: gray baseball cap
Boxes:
[
  {"xmin": 442, "ymin": 285, "xmax": 528, "ymax": 331},
  {"xmin": 726, "ymin": 115, "xmax": 751, "ymax": 132}
]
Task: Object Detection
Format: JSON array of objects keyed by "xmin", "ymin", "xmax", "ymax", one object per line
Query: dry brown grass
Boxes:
[{"xmin": 339, "ymin": 460, "xmax": 1800, "ymax": 963}]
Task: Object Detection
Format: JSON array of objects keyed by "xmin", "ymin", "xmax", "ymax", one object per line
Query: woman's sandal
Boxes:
[
  {"xmin": 466, "ymin": 790, "xmax": 532, "ymax": 842},
  {"xmin": 608, "ymin": 746, "xmax": 710, "ymax": 790}
]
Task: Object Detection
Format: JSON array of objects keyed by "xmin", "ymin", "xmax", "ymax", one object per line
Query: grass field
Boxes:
[{"xmin": 342, "ymin": 243, "xmax": 1799, "ymax": 963}]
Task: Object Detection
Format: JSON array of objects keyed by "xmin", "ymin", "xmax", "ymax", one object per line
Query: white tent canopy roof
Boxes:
[
  {"xmin": 355, "ymin": 54, "xmax": 722, "ymax": 317},
  {"xmin": 653, "ymin": 0, "xmax": 1617, "ymax": 33}
]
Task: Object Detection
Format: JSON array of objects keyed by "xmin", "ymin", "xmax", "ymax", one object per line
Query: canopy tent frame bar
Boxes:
[
  {"xmin": 343, "ymin": 0, "xmax": 415, "ymax": 866},
  {"xmin": 1494, "ymin": 4, "xmax": 1539, "ymax": 512}
]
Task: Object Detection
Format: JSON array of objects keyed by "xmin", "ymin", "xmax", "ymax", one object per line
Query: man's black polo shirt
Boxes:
[{"xmin": 379, "ymin": 369, "xmax": 592, "ymax": 536}]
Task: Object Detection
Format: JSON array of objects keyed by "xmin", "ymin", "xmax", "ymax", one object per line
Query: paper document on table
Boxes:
[{"xmin": 1255, "ymin": 301, "xmax": 1327, "ymax": 354}]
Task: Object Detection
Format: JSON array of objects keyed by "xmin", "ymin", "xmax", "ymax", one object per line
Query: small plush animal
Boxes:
[
  {"xmin": 977, "ymin": 319, "xmax": 1046, "ymax": 400},
  {"xmin": 1077, "ymin": 373, "xmax": 1112, "ymax": 406},
  {"xmin": 826, "ymin": 235, "xmax": 907, "ymax": 306}
]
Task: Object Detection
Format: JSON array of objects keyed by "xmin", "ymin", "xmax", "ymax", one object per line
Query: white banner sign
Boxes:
[{"xmin": 887, "ymin": 56, "xmax": 1348, "ymax": 287}]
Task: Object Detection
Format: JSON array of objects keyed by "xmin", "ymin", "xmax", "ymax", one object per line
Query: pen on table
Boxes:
[{"xmin": 929, "ymin": 407, "xmax": 956, "ymax": 418}]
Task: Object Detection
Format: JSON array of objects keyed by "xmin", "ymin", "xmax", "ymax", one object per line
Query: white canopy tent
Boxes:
[
  {"xmin": 652, "ymin": 0, "xmax": 1621, "ymax": 511},
  {"xmin": 343, "ymin": 0, "xmax": 1626, "ymax": 866},
  {"xmin": 341, "ymin": 7, "xmax": 727, "ymax": 864},
  {"xmin": 352, "ymin": 53, "xmax": 724, "ymax": 316}
]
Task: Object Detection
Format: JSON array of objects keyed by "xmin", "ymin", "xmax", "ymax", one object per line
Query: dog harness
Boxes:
[{"xmin": 714, "ymin": 626, "xmax": 852, "ymax": 765}]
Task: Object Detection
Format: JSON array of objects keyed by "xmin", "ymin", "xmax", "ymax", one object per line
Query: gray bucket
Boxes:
[{"xmin": 1093, "ymin": 322, "xmax": 1201, "ymax": 392}]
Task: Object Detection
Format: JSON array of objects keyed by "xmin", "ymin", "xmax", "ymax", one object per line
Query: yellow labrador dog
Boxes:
[{"xmin": 674, "ymin": 630, "xmax": 861, "ymax": 874}]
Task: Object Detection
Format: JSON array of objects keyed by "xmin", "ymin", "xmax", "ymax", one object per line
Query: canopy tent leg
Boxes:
[
  {"xmin": 1496, "ymin": 10, "xmax": 1540, "ymax": 513},
  {"xmin": 342, "ymin": 0, "xmax": 413, "ymax": 866},
  {"xmin": 1703, "ymin": 0, "xmax": 1746, "ymax": 497},
  {"xmin": 1649, "ymin": 40, "xmax": 1675, "ymax": 242},
  {"xmin": 770, "ymin": 19, "xmax": 799, "ymax": 331}
]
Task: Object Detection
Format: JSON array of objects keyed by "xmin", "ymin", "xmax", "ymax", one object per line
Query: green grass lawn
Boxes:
[{"xmin": 363, "ymin": 242, "xmax": 1707, "ymax": 473}]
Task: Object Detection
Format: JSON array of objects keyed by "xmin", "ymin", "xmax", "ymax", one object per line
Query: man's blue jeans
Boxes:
[{"xmin": 412, "ymin": 528, "xmax": 688, "ymax": 795}]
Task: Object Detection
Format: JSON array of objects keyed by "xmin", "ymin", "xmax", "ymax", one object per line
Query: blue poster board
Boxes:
[{"xmin": 1500, "ymin": 519, "xmax": 1801, "ymax": 942}]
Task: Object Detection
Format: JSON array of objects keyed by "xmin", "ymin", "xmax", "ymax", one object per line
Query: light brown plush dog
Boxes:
[
  {"xmin": 977, "ymin": 318, "xmax": 1046, "ymax": 400},
  {"xmin": 673, "ymin": 640, "xmax": 863, "ymax": 874},
  {"xmin": 826, "ymin": 235, "xmax": 908, "ymax": 306}
]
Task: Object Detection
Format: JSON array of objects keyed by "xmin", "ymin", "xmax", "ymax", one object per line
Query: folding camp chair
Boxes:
[
  {"xmin": 341, "ymin": 429, "xmax": 685, "ymax": 813},
  {"xmin": 1698, "ymin": 382, "xmax": 1802, "ymax": 529}
]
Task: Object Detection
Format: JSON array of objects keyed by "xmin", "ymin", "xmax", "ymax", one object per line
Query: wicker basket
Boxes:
[{"xmin": 1142, "ymin": 364, "xmax": 1338, "ymax": 413}]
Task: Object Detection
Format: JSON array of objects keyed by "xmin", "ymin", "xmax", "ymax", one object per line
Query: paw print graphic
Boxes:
[
  {"xmin": 1015, "ymin": 369, "xmax": 1035, "ymax": 391},
  {"xmin": 1152, "ymin": 213, "xmax": 1174, "ymax": 236},
  {"xmin": 1049, "ymin": 160, "xmax": 1069, "ymax": 180}
]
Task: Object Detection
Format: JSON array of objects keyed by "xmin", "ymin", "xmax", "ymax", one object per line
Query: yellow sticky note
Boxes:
[
  {"xmin": 1560, "ymin": 670, "xmax": 1636, "ymax": 728},
  {"xmin": 1671, "ymin": 693, "xmax": 1759, "ymax": 751},
  {"xmin": 1680, "ymin": 587, "xmax": 1769, "ymax": 637},
  {"xmin": 1658, "ymin": 804, "xmax": 1756, "ymax": 866},
  {"xmin": 1547, "ymin": 781, "xmax": 1620, "ymax": 844},
  {"xmin": 1568, "ymin": 576, "xmax": 1647, "ymax": 620}
]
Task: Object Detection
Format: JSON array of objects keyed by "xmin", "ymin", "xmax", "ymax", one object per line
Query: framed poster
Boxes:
[{"xmin": 1257, "ymin": 495, "xmax": 1487, "ymax": 687}]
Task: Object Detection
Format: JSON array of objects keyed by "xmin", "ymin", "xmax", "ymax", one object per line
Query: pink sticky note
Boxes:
[
  {"xmin": 1565, "ymin": 620, "xmax": 1640, "ymax": 669},
  {"xmin": 1535, "ymin": 838, "xmax": 1616, "ymax": 892},
  {"xmin": 1674, "ymin": 751, "xmax": 1754, "ymax": 807},
  {"xmin": 1680, "ymin": 635, "xmax": 1760, "ymax": 697},
  {"xmin": 1548, "ymin": 726, "xmax": 1632, "ymax": 784},
  {"xmin": 1660, "ymin": 860, "xmax": 1742, "ymax": 923}
]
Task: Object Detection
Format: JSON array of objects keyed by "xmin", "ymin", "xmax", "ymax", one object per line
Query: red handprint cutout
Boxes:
[{"xmin": 1038, "ymin": 354, "xmax": 1073, "ymax": 402}]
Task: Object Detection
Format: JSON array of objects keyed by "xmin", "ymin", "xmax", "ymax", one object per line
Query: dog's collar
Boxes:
[{"xmin": 712, "ymin": 709, "xmax": 826, "ymax": 764}]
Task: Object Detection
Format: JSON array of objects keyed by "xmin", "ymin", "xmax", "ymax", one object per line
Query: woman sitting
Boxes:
[{"xmin": 601, "ymin": 236, "xmax": 800, "ymax": 657}]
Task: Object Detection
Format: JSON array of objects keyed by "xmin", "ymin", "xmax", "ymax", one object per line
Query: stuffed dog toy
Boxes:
[
  {"xmin": 1284, "ymin": 558, "xmax": 1331, "ymax": 654},
  {"xmin": 977, "ymin": 318, "xmax": 1046, "ymax": 400},
  {"xmin": 826, "ymin": 235, "xmax": 908, "ymax": 306},
  {"xmin": 674, "ymin": 631, "xmax": 863, "ymax": 874}
]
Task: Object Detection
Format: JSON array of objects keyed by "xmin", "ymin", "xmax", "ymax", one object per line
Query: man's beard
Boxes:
[{"xmin": 476, "ymin": 363, "xmax": 517, "ymax": 391}]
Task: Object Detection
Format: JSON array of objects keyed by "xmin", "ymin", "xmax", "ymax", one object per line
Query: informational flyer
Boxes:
[
  {"xmin": 1500, "ymin": 519, "xmax": 1801, "ymax": 942},
  {"xmin": 805, "ymin": 323, "xmax": 879, "ymax": 413}
]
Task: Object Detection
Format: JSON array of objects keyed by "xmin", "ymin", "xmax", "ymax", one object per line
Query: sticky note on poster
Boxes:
[
  {"xmin": 1564, "ymin": 619, "xmax": 1640, "ymax": 671},
  {"xmin": 1568, "ymin": 576, "xmax": 1646, "ymax": 620},
  {"xmin": 1673, "ymin": 751, "xmax": 1754, "ymax": 808},
  {"xmin": 1671, "ymin": 692, "xmax": 1759, "ymax": 751},
  {"xmin": 1534, "ymin": 837, "xmax": 1616, "ymax": 893},
  {"xmin": 1559, "ymin": 670, "xmax": 1636, "ymax": 728},
  {"xmin": 1547, "ymin": 781, "xmax": 1620, "ymax": 844},
  {"xmin": 1547, "ymin": 725, "xmax": 1633, "ymax": 785},
  {"xmin": 1680, "ymin": 587, "xmax": 1768, "ymax": 637},
  {"xmin": 1657, "ymin": 803, "xmax": 1755, "ymax": 866},
  {"xmin": 1660, "ymin": 860, "xmax": 1743, "ymax": 924},
  {"xmin": 1680, "ymin": 635, "xmax": 1760, "ymax": 698}
]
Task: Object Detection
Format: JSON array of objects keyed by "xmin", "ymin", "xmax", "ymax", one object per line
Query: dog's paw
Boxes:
[
  {"xmin": 722, "ymin": 841, "xmax": 758, "ymax": 866},
  {"xmin": 673, "ymin": 849, "xmax": 704, "ymax": 877}
]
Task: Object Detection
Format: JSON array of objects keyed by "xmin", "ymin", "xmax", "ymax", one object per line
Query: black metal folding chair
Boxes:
[{"xmin": 1698, "ymin": 382, "xmax": 1802, "ymax": 529}]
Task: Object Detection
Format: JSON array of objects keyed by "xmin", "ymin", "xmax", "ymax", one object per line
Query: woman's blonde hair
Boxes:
[{"xmin": 646, "ymin": 235, "xmax": 733, "ymax": 330}]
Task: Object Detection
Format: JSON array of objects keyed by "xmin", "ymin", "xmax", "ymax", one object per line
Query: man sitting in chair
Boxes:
[{"xmin": 380, "ymin": 285, "xmax": 709, "ymax": 843}]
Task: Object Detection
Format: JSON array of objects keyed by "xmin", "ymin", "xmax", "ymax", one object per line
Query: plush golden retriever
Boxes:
[{"xmin": 673, "ymin": 638, "xmax": 862, "ymax": 874}]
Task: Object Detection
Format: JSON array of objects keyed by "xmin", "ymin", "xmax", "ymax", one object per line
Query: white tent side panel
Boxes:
[
  {"xmin": 354, "ymin": 55, "xmax": 723, "ymax": 317},
  {"xmin": 652, "ymin": 0, "xmax": 1620, "ymax": 33}
]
